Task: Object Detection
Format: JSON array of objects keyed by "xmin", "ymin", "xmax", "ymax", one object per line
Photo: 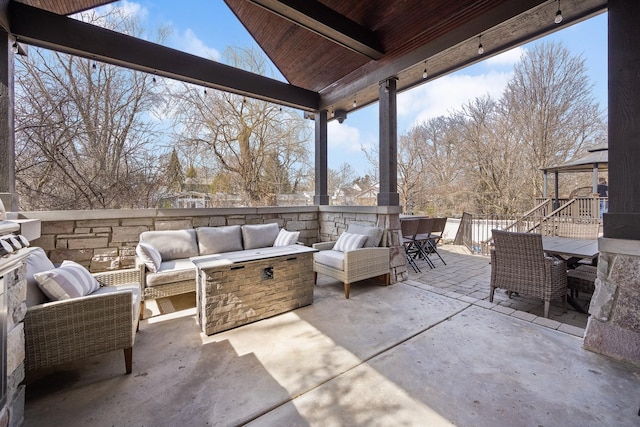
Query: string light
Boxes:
[
  {"xmin": 422, "ymin": 61, "xmax": 428, "ymax": 79},
  {"xmin": 352, "ymin": 95, "xmax": 357, "ymax": 108},
  {"xmin": 554, "ymin": 0, "xmax": 563, "ymax": 24},
  {"xmin": 477, "ymin": 35, "xmax": 484, "ymax": 55}
]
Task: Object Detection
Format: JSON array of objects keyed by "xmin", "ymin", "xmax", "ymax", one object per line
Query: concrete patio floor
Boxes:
[{"xmin": 24, "ymin": 246, "xmax": 640, "ymax": 426}]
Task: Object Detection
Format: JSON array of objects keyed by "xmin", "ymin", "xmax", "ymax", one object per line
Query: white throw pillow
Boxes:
[
  {"xmin": 136, "ymin": 242, "xmax": 162, "ymax": 273},
  {"xmin": 333, "ymin": 232, "xmax": 368, "ymax": 252},
  {"xmin": 273, "ymin": 229, "xmax": 300, "ymax": 246},
  {"xmin": 34, "ymin": 260, "xmax": 101, "ymax": 301}
]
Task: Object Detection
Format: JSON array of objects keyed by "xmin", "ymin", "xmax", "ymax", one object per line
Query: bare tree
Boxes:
[
  {"xmin": 14, "ymin": 7, "xmax": 167, "ymax": 210},
  {"xmin": 171, "ymin": 47, "xmax": 311, "ymax": 206},
  {"xmin": 501, "ymin": 41, "xmax": 606, "ymax": 196}
]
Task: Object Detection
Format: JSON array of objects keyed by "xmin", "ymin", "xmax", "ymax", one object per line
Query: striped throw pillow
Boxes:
[
  {"xmin": 273, "ymin": 229, "xmax": 300, "ymax": 246},
  {"xmin": 34, "ymin": 260, "xmax": 101, "ymax": 301},
  {"xmin": 333, "ymin": 232, "xmax": 368, "ymax": 252}
]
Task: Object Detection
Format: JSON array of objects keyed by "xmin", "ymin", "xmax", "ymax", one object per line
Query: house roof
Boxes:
[{"xmin": 8, "ymin": 0, "xmax": 607, "ymax": 116}]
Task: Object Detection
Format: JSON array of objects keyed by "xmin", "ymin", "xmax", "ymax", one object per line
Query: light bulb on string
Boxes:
[
  {"xmin": 422, "ymin": 61, "xmax": 428, "ymax": 79},
  {"xmin": 554, "ymin": 0, "xmax": 563, "ymax": 24},
  {"xmin": 477, "ymin": 35, "xmax": 484, "ymax": 55}
]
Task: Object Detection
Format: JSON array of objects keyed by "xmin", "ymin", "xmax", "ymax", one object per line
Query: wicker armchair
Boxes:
[
  {"xmin": 24, "ymin": 267, "xmax": 141, "ymax": 374},
  {"xmin": 312, "ymin": 241, "xmax": 390, "ymax": 299},
  {"xmin": 490, "ymin": 229, "xmax": 567, "ymax": 318}
]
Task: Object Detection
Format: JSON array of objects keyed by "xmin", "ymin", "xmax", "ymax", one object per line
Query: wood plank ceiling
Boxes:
[{"xmin": 10, "ymin": 0, "xmax": 607, "ymax": 117}]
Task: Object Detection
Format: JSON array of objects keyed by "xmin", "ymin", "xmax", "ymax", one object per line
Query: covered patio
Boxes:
[
  {"xmin": 23, "ymin": 246, "xmax": 639, "ymax": 426},
  {"xmin": 1, "ymin": 0, "xmax": 640, "ymax": 426}
]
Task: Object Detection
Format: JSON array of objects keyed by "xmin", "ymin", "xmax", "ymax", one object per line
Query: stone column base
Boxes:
[{"xmin": 583, "ymin": 238, "xmax": 640, "ymax": 366}]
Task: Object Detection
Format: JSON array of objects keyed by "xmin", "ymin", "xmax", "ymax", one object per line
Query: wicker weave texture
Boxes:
[
  {"xmin": 490, "ymin": 230, "xmax": 567, "ymax": 318},
  {"xmin": 313, "ymin": 241, "xmax": 390, "ymax": 297},
  {"xmin": 25, "ymin": 291, "xmax": 135, "ymax": 372},
  {"xmin": 143, "ymin": 280, "xmax": 195, "ymax": 300}
]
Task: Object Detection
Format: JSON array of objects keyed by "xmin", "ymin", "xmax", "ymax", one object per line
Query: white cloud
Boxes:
[
  {"xmin": 328, "ymin": 121, "xmax": 361, "ymax": 152},
  {"xmin": 485, "ymin": 46, "xmax": 525, "ymax": 67},
  {"xmin": 174, "ymin": 28, "xmax": 220, "ymax": 60},
  {"xmin": 118, "ymin": 1, "xmax": 147, "ymax": 19},
  {"xmin": 397, "ymin": 70, "xmax": 513, "ymax": 128}
]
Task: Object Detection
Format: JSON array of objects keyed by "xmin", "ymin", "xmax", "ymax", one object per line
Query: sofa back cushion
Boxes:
[
  {"xmin": 197, "ymin": 225, "xmax": 243, "ymax": 255},
  {"xmin": 140, "ymin": 229, "xmax": 198, "ymax": 261},
  {"xmin": 25, "ymin": 247, "xmax": 54, "ymax": 307},
  {"xmin": 242, "ymin": 223, "xmax": 280, "ymax": 249},
  {"xmin": 346, "ymin": 223, "xmax": 384, "ymax": 247}
]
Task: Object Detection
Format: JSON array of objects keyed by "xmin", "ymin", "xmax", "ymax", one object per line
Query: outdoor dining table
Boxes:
[
  {"xmin": 542, "ymin": 236, "xmax": 599, "ymax": 314},
  {"xmin": 541, "ymin": 236, "xmax": 599, "ymax": 263}
]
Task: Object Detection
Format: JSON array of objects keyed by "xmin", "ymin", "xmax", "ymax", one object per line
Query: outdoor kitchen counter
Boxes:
[{"xmin": 192, "ymin": 245, "xmax": 318, "ymax": 335}]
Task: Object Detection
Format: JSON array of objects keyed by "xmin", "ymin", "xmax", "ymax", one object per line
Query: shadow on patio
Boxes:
[{"xmin": 23, "ymin": 246, "xmax": 639, "ymax": 426}]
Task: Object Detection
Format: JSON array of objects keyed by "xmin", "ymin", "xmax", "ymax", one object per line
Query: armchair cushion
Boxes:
[
  {"xmin": 313, "ymin": 250, "xmax": 344, "ymax": 270},
  {"xmin": 346, "ymin": 223, "xmax": 383, "ymax": 247},
  {"xmin": 34, "ymin": 260, "xmax": 101, "ymax": 301},
  {"xmin": 273, "ymin": 229, "xmax": 300, "ymax": 246},
  {"xmin": 140, "ymin": 229, "xmax": 198, "ymax": 261},
  {"xmin": 135, "ymin": 242, "xmax": 162, "ymax": 273},
  {"xmin": 333, "ymin": 232, "xmax": 367, "ymax": 252},
  {"xmin": 242, "ymin": 223, "xmax": 280, "ymax": 249},
  {"xmin": 196, "ymin": 225, "xmax": 243, "ymax": 255},
  {"xmin": 25, "ymin": 247, "xmax": 54, "ymax": 307},
  {"xmin": 91, "ymin": 282, "xmax": 142, "ymax": 324}
]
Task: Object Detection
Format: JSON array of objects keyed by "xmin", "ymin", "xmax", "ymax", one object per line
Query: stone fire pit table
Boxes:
[{"xmin": 192, "ymin": 245, "xmax": 318, "ymax": 335}]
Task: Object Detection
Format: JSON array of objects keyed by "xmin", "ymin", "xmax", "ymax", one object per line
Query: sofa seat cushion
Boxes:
[
  {"xmin": 146, "ymin": 259, "xmax": 196, "ymax": 287},
  {"xmin": 91, "ymin": 282, "xmax": 141, "ymax": 323},
  {"xmin": 313, "ymin": 250, "xmax": 345, "ymax": 271},
  {"xmin": 140, "ymin": 229, "xmax": 198, "ymax": 261},
  {"xmin": 242, "ymin": 223, "xmax": 280, "ymax": 249},
  {"xmin": 197, "ymin": 225, "xmax": 243, "ymax": 255}
]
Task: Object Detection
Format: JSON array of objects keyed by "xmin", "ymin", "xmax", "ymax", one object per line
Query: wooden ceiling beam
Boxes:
[
  {"xmin": 7, "ymin": 1, "xmax": 319, "ymax": 111},
  {"xmin": 247, "ymin": 0, "xmax": 384, "ymax": 60}
]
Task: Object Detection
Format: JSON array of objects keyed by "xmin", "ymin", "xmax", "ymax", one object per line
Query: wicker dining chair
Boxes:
[{"xmin": 490, "ymin": 229, "xmax": 568, "ymax": 318}]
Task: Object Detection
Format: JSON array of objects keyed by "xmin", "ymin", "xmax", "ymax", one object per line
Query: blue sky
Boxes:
[{"xmin": 119, "ymin": 0, "xmax": 608, "ymax": 175}]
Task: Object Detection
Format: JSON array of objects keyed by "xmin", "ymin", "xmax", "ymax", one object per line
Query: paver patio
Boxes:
[{"xmin": 23, "ymin": 246, "xmax": 638, "ymax": 426}]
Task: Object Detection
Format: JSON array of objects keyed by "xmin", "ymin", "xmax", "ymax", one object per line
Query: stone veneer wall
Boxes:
[
  {"xmin": 1, "ymin": 263, "xmax": 26, "ymax": 427},
  {"xmin": 584, "ymin": 238, "xmax": 640, "ymax": 365},
  {"xmin": 22, "ymin": 207, "xmax": 320, "ymax": 273},
  {"xmin": 318, "ymin": 205, "xmax": 405, "ymax": 284}
]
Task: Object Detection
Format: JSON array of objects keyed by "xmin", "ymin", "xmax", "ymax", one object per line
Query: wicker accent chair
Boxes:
[
  {"xmin": 24, "ymin": 266, "xmax": 141, "ymax": 375},
  {"xmin": 312, "ymin": 224, "xmax": 390, "ymax": 299},
  {"xmin": 490, "ymin": 229, "xmax": 568, "ymax": 318}
]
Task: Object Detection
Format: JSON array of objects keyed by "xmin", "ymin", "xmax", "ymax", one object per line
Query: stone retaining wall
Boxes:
[
  {"xmin": 21, "ymin": 206, "xmax": 405, "ymax": 280},
  {"xmin": 23, "ymin": 207, "xmax": 320, "ymax": 273}
]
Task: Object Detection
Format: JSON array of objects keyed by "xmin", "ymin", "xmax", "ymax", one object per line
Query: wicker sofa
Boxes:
[
  {"xmin": 24, "ymin": 247, "xmax": 141, "ymax": 374},
  {"xmin": 135, "ymin": 223, "xmax": 300, "ymax": 315},
  {"xmin": 312, "ymin": 223, "xmax": 390, "ymax": 299}
]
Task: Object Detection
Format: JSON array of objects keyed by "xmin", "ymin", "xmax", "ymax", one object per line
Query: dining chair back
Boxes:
[{"xmin": 490, "ymin": 229, "xmax": 567, "ymax": 318}]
